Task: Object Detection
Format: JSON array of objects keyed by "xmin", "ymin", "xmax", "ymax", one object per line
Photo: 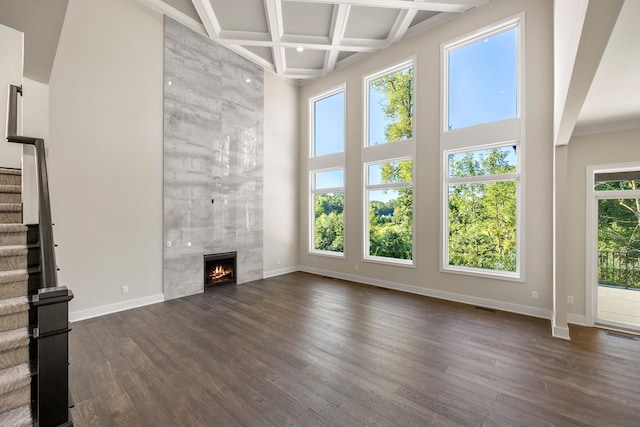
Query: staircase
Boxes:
[{"xmin": 0, "ymin": 168, "xmax": 32, "ymax": 426}]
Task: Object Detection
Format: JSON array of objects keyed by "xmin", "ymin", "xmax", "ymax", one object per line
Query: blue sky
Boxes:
[
  {"xmin": 369, "ymin": 86, "xmax": 389, "ymax": 146},
  {"xmin": 448, "ymin": 27, "xmax": 517, "ymax": 130},
  {"xmin": 314, "ymin": 91, "xmax": 344, "ymax": 156},
  {"xmin": 315, "ymin": 169, "xmax": 344, "ymax": 189}
]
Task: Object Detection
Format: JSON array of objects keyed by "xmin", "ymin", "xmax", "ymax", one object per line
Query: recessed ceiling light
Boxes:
[
  {"xmin": 296, "ymin": 46, "xmax": 304, "ymax": 53},
  {"xmin": 168, "ymin": 81, "xmax": 172, "ymax": 86},
  {"xmin": 245, "ymin": 78, "xmax": 251, "ymax": 83}
]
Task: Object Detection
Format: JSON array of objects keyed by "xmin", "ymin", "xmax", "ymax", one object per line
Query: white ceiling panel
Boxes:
[
  {"xmin": 410, "ymin": 10, "xmax": 439, "ymax": 28},
  {"xmin": 285, "ymin": 48, "xmax": 326, "ymax": 69},
  {"xmin": 343, "ymin": 6, "xmax": 399, "ymax": 40},
  {"xmin": 209, "ymin": 0, "xmax": 269, "ymax": 32},
  {"xmin": 337, "ymin": 50, "xmax": 356, "ymax": 62},
  {"xmin": 283, "ymin": 2, "xmax": 333, "ymax": 37},
  {"xmin": 244, "ymin": 46, "xmax": 274, "ymax": 63}
]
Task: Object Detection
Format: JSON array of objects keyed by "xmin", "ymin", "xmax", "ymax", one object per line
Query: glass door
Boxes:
[{"xmin": 594, "ymin": 172, "xmax": 640, "ymax": 331}]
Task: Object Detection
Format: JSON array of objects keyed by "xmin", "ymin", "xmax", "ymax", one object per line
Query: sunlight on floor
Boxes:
[{"xmin": 598, "ymin": 286, "xmax": 640, "ymax": 327}]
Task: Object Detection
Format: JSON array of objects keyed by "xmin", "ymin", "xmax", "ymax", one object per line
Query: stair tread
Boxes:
[
  {"xmin": 0, "ymin": 328, "xmax": 28, "ymax": 352},
  {"xmin": 0, "ymin": 224, "xmax": 27, "ymax": 233},
  {"xmin": 0, "ymin": 185, "xmax": 20, "ymax": 194},
  {"xmin": 0, "ymin": 204, "xmax": 21, "ymax": 213},
  {"xmin": 0, "ymin": 404, "xmax": 31, "ymax": 427},
  {"xmin": 0, "ymin": 297, "xmax": 28, "ymax": 316},
  {"xmin": 0, "ymin": 246, "xmax": 28, "ymax": 257},
  {"xmin": 0, "ymin": 169, "xmax": 20, "ymax": 176},
  {"xmin": 0, "ymin": 363, "xmax": 30, "ymax": 395},
  {"xmin": 0, "ymin": 270, "xmax": 28, "ymax": 284}
]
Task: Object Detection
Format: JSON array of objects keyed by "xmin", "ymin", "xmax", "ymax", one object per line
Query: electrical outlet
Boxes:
[
  {"xmin": 187, "ymin": 241, "xmax": 191, "ymax": 247},
  {"xmin": 532, "ymin": 291, "xmax": 539, "ymax": 299},
  {"xmin": 568, "ymin": 296, "xmax": 574, "ymax": 304},
  {"xmin": 277, "ymin": 259, "xmax": 281, "ymax": 265},
  {"xmin": 355, "ymin": 264, "xmax": 359, "ymax": 271},
  {"xmin": 166, "ymin": 241, "xmax": 172, "ymax": 247},
  {"xmin": 122, "ymin": 285, "xmax": 129, "ymax": 294}
]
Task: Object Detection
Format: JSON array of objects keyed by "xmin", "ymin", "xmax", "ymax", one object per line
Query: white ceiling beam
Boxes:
[
  {"xmin": 217, "ymin": 38, "xmax": 378, "ymax": 52},
  {"xmin": 135, "ymin": 0, "xmax": 206, "ymax": 36},
  {"xmin": 340, "ymin": 37, "xmax": 387, "ymax": 48},
  {"xmin": 554, "ymin": 0, "xmax": 625, "ymax": 146},
  {"xmin": 281, "ymin": 34, "xmax": 332, "ymax": 45},
  {"xmin": 386, "ymin": 8, "xmax": 418, "ymax": 45},
  {"xmin": 264, "ymin": 0, "xmax": 285, "ymax": 40},
  {"xmin": 283, "ymin": 68, "xmax": 325, "ymax": 79},
  {"xmin": 191, "ymin": 0, "xmax": 222, "ymax": 38},
  {"xmin": 219, "ymin": 30, "xmax": 272, "ymax": 42},
  {"xmin": 324, "ymin": 4, "xmax": 351, "ymax": 72},
  {"xmin": 264, "ymin": 0, "xmax": 286, "ymax": 74},
  {"xmin": 285, "ymin": 0, "xmax": 480, "ymax": 13}
]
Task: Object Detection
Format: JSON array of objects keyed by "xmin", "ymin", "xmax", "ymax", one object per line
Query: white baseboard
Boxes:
[
  {"xmin": 552, "ymin": 325, "xmax": 571, "ymax": 340},
  {"xmin": 263, "ymin": 265, "xmax": 300, "ymax": 279},
  {"xmin": 568, "ymin": 313, "xmax": 588, "ymax": 326},
  {"xmin": 70, "ymin": 294, "xmax": 165, "ymax": 322},
  {"xmin": 299, "ymin": 266, "xmax": 553, "ymax": 320}
]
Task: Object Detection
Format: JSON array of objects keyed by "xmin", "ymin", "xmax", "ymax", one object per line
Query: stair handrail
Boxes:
[{"xmin": 6, "ymin": 84, "xmax": 58, "ymax": 289}]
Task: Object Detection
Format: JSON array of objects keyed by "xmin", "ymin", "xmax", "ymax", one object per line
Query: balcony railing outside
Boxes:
[{"xmin": 599, "ymin": 250, "xmax": 640, "ymax": 289}]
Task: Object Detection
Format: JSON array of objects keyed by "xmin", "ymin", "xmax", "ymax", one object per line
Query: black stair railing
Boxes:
[{"xmin": 6, "ymin": 84, "xmax": 74, "ymax": 427}]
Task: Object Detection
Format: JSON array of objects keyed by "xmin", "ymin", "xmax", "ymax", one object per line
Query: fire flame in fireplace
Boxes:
[{"xmin": 209, "ymin": 264, "xmax": 234, "ymax": 284}]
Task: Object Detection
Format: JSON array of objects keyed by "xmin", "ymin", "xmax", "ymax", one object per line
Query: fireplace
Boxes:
[{"xmin": 204, "ymin": 252, "xmax": 237, "ymax": 287}]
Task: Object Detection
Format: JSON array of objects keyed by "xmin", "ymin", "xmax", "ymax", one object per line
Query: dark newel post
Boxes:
[{"xmin": 32, "ymin": 288, "xmax": 73, "ymax": 427}]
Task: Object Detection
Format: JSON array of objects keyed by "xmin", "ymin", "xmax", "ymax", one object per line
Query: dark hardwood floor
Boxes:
[{"xmin": 69, "ymin": 272, "xmax": 640, "ymax": 426}]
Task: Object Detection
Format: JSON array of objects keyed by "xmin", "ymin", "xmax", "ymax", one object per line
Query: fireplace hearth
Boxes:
[{"xmin": 204, "ymin": 252, "xmax": 237, "ymax": 287}]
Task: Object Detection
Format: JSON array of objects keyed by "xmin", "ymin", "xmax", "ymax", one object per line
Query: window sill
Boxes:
[
  {"xmin": 309, "ymin": 250, "xmax": 345, "ymax": 259},
  {"xmin": 363, "ymin": 256, "xmax": 415, "ymax": 268},
  {"xmin": 441, "ymin": 265, "xmax": 523, "ymax": 282}
]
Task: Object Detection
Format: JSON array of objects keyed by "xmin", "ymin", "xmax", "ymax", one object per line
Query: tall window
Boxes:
[
  {"xmin": 309, "ymin": 86, "xmax": 346, "ymax": 256},
  {"xmin": 364, "ymin": 60, "xmax": 415, "ymax": 265},
  {"xmin": 442, "ymin": 17, "xmax": 523, "ymax": 280},
  {"xmin": 311, "ymin": 169, "xmax": 344, "ymax": 253},
  {"xmin": 365, "ymin": 159, "xmax": 413, "ymax": 262}
]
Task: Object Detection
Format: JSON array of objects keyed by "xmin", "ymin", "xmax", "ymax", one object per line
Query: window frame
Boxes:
[
  {"xmin": 364, "ymin": 157, "xmax": 414, "ymax": 266},
  {"xmin": 440, "ymin": 15, "xmax": 525, "ymax": 281},
  {"xmin": 309, "ymin": 167, "xmax": 346, "ymax": 258},
  {"xmin": 308, "ymin": 84, "xmax": 347, "ymax": 258},
  {"xmin": 363, "ymin": 58, "xmax": 417, "ymax": 267}
]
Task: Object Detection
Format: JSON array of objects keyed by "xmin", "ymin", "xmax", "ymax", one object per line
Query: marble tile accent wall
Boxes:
[{"xmin": 163, "ymin": 17, "xmax": 264, "ymax": 300}]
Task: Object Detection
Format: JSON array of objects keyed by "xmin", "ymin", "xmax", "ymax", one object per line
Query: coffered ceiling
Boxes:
[{"xmin": 142, "ymin": 0, "xmax": 491, "ymax": 81}]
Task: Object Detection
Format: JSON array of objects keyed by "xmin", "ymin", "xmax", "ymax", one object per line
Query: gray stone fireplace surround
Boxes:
[{"xmin": 163, "ymin": 17, "xmax": 264, "ymax": 300}]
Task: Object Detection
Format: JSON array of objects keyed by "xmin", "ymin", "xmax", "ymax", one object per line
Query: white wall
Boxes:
[
  {"xmin": 298, "ymin": 0, "xmax": 555, "ymax": 318},
  {"xmin": 49, "ymin": 0, "xmax": 164, "ymax": 319},
  {"xmin": 22, "ymin": 77, "xmax": 49, "ymax": 224},
  {"xmin": 567, "ymin": 127, "xmax": 640, "ymax": 323},
  {"xmin": 48, "ymin": 0, "xmax": 300, "ymax": 319},
  {"xmin": 263, "ymin": 71, "xmax": 299, "ymax": 277},
  {"xmin": 0, "ymin": 23, "xmax": 23, "ymax": 167}
]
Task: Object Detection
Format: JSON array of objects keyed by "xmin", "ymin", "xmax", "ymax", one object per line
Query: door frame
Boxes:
[{"xmin": 586, "ymin": 162, "xmax": 640, "ymax": 329}]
